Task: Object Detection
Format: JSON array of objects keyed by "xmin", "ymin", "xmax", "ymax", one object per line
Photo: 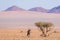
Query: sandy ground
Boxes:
[
  {"xmin": 0, "ymin": 11, "xmax": 60, "ymax": 40},
  {"xmin": 0, "ymin": 28, "xmax": 60, "ymax": 40}
]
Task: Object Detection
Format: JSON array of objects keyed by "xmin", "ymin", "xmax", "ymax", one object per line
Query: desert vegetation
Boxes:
[{"xmin": 35, "ymin": 22, "xmax": 53, "ymax": 37}]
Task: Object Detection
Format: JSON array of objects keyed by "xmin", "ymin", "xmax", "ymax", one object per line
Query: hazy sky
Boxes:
[{"xmin": 0, "ymin": 0, "xmax": 60, "ymax": 10}]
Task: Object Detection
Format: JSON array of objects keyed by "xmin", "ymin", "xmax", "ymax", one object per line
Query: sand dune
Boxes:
[{"xmin": 0, "ymin": 11, "xmax": 60, "ymax": 28}]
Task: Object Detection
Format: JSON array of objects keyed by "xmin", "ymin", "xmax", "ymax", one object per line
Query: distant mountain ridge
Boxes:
[
  {"xmin": 5, "ymin": 6, "xmax": 25, "ymax": 11},
  {"xmin": 28, "ymin": 7, "xmax": 48, "ymax": 13},
  {"xmin": 48, "ymin": 6, "xmax": 60, "ymax": 13},
  {"xmin": 4, "ymin": 5, "xmax": 60, "ymax": 13}
]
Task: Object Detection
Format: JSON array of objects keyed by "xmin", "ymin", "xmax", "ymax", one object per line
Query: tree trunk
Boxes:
[{"xmin": 40, "ymin": 27, "xmax": 47, "ymax": 37}]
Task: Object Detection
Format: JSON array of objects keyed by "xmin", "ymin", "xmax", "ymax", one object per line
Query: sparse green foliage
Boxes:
[{"xmin": 35, "ymin": 22, "xmax": 53, "ymax": 37}]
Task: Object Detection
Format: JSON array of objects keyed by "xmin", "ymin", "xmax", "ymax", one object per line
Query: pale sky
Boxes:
[{"xmin": 0, "ymin": 0, "xmax": 60, "ymax": 10}]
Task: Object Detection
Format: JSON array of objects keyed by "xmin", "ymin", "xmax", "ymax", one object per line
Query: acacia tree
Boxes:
[{"xmin": 35, "ymin": 22, "xmax": 53, "ymax": 37}]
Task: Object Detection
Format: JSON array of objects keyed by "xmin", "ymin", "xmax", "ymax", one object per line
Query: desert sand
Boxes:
[
  {"xmin": 0, "ymin": 11, "xmax": 60, "ymax": 40},
  {"xmin": 0, "ymin": 11, "xmax": 60, "ymax": 28},
  {"xmin": 0, "ymin": 28, "xmax": 60, "ymax": 40}
]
